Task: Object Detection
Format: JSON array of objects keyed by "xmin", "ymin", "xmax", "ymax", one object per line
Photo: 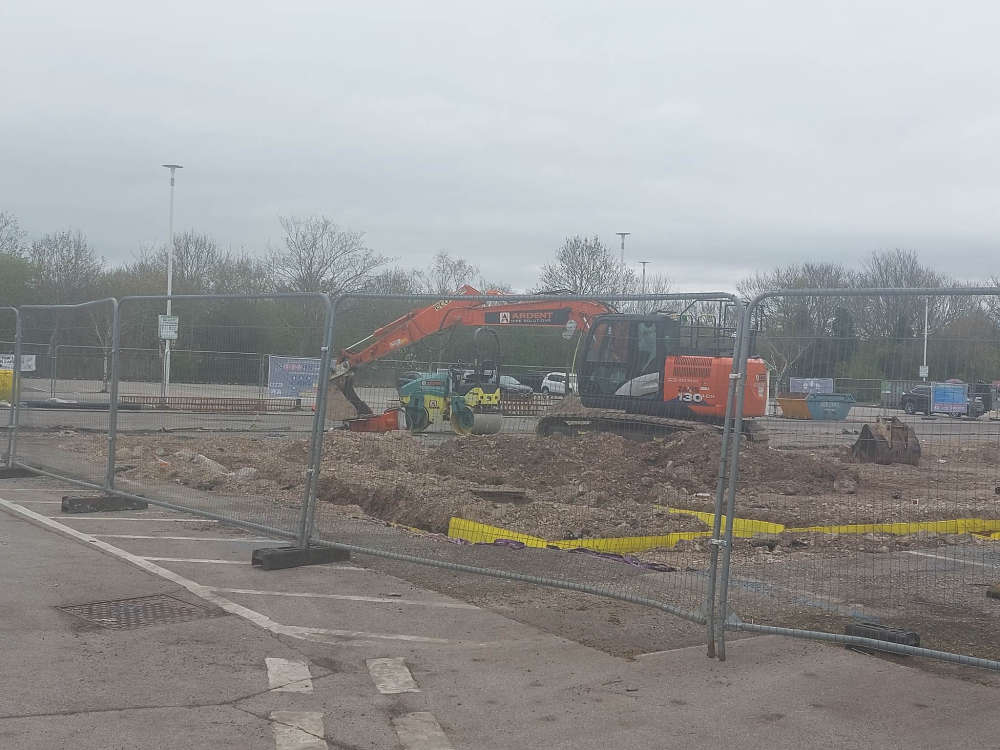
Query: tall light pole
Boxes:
[
  {"xmin": 638, "ymin": 261, "xmax": 649, "ymax": 296},
  {"xmin": 616, "ymin": 232, "xmax": 630, "ymax": 264},
  {"xmin": 922, "ymin": 297, "xmax": 929, "ymax": 381},
  {"xmin": 161, "ymin": 164, "xmax": 182, "ymax": 398}
]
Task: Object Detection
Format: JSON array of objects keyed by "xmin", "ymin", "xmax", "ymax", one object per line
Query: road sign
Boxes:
[
  {"xmin": 789, "ymin": 377, "xmax": 834, "ymax": 394},
  {"xmin": 0, "ymin": 354, "xmax": 36, "ymax": 372},
  {"xmin": 919, "ymin": 365, "xmax": 929, "ymax": 379},
  {"xmin": 158, "ymin": 314, "xmax": 179, "ymax": 340}
]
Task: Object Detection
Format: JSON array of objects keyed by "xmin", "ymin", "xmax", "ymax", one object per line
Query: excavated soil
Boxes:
[{"xmin": 51, "ymin": 427, "xmax": 1000, "ymax": 547}]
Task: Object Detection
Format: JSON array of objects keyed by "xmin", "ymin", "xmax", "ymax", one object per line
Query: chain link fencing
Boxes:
[
  {"xmin": 303, "ymin": 291, "xmax": 749, "ymax": 631},
  {"xmin": 712, "ymin": 288, "xmax": 1000, "ymax": 669},
  {"xmin": 3, "ymin": 287, "xmax": 998, "ymax": 671}
]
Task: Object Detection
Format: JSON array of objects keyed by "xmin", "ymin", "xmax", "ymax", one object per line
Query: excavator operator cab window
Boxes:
[{"xmin": 579, "ymin": 316, "xmax": 678, "ymax": 402}]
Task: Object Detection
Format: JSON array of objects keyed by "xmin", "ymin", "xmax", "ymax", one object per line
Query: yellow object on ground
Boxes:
[
  {"xmin": 0, "ymin": 370, "xmax": 12, "ymax": 402},
  {"xmin": 446, "ymin": 511, "xmax": 1000, "ymax": 555}
]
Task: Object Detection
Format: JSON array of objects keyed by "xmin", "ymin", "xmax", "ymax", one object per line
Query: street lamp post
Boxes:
[
  {"xmin": 161, "ymin": 164, "xmax": 182, "ymax": 398},
  {"xmin": 616, "ymin": 232, "xmax": 630, "ymax": 265}
]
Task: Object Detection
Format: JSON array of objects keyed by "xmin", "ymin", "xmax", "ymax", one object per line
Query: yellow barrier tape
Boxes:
[
  {"xmin": 446, "ymin": 517, "xmax": 712, "ymax": 553},
  {"xmin": 447, "ymin": 513, "xmax": 1000, "ymax": 555},
  {"xmin": 786, "ymin": 519, "xmax": 1000, "ymax": 536}
]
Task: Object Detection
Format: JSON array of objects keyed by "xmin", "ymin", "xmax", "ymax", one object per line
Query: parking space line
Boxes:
[
  {"xmin": 270, "ymin": 710, "xmax": 327, "ymax": 750},
  {"xmin": 48, "ymin": 516, "xmax": 218, "ymax": 523},
  {"xmin": 97, "ymin": 534, "xmax": 282, "ymax": 542},
  {"xmin": 265, "ymin": 657, "xmax": 314, "ymax": 693},
  {"xmin": 905, "ymin": 550, "xmax": 1000, "ymax": 569},
  {"xmin": 141, "ymin": 556, "xmax": 249, "ymax": 565},
  {"xmin": 392, "ymin": 712, "xmax": 453, "ymax": 749},
  {"xmin": 214, "ymin": 587, "xmax": 478, "ymax": 609},
  {"xmin": 367, "ymin": 657, "xmax": 420, "ymax": 694},
  {"xmin": 0, "ymin": 498, "xmax": 454, "ymax": 647}
]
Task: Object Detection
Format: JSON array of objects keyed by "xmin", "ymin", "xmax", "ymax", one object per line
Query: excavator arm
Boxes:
[{"xmin": 327, "ymin": 287, "xmax": 610, "ymax": 419}]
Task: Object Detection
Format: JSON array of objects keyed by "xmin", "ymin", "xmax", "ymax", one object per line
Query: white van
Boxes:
[{"xmin": 541, "ymin": 372, "xmax": 576, "ymax": 395}]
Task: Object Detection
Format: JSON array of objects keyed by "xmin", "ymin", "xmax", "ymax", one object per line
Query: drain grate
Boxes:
[{"xmin": 58, "ymin": 594, "xmax": 223, "ymax": 630}]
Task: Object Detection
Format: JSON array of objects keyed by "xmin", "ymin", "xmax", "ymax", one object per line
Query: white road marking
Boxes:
[
  {"xmin": 141, "ymin": 556, "xmax": 248, "ymax": 565},
  {"xmin": 97, "ymin": 534, "xmax": 281, "ymax": 543},
  {"xmin": 392, "ymin": 712, "xmax": 453, "ymax": 750},
  {"xmin": 265, "ymin": 657, "xmax": 314, "ymax": 693},
  {"xmin": 0, "ymin": 497, "xmax": 454, "ymax": 645},
  {"xmin": 270, "ymin": 710, "xmax": 327, "ymax": 750},
  {"xmin": 0, "ymin": 499, "xmax": 452, "ymax": 646},
  {"xmin": 367, "ymin": 657, "xmax": 420, "ymax": 694},
  {"xmin": 905, "ymin": 550, "xmax": 1000, "ymax": 569},
  {"xmin": 7, "ymin": 499, "xmax": 62, "ymax": 503},
  {"xmin": 215, "ymin": 587, "xmax": 477, "ymax": 610},
  {"xmin": 49, "ymin": 516, "xmax": 217, "ymax": 523}
]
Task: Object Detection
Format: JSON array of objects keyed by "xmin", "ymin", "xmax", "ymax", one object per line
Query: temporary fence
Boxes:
[
  {"xmin": 2, "ymin": 287, "xmax": 998, "ymax": 672},
  {"xmin": 712, "ymin": 287, "xmax": 1000, "ymax": 670}
]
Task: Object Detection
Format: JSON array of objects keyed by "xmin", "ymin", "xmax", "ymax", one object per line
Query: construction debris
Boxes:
[{"xmin": 849, "ymin": 417, "xmax": 921, "ymax": 466}]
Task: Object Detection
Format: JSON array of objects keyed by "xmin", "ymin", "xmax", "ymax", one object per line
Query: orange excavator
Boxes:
[{"xmin": 327, "ymin": 287, "xmax": 768, "ymax": 437}]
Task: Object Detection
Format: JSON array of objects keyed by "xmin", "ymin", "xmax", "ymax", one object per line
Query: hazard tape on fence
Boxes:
[{"xmin": 446, "ymin": 511, "xmax": 1000, "ymax": 554}]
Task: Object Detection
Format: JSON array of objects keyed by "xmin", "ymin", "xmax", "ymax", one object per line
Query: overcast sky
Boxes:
[{"xmin": 3, "ymin": 1, "xmax": 999, "ymax": 292}]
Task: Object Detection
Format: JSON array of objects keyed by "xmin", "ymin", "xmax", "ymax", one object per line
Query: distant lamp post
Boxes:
[
  {"xmin": 616, "ymin": 232, "xmax": 630, "ymax": 264},
  {"xmin": 638, "ymin": 261, "xmax": 649, "ymax": 296},
  {"xmin": 161, "ymin": 164, "xmax": 182, "ymax": 398}
]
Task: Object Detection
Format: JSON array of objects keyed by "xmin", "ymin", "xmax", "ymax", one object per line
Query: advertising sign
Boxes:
[
  {"xmin": 0, "ymin": 354, "xmax": 37, "ymax": 372},
  {"xmin": 267, "ymin": 356, "xmax": 321, "ymax": 398},
  {"xmin": 931, "ymin": 382, "xmax": 968, "ymax": 415},
  {"xmin": 483, "ymin": 309, "xmax": 572, "ymax": 326},
  {"xmin": 789, "ymin": 377, "xmax": 834, "ymax": 394}
]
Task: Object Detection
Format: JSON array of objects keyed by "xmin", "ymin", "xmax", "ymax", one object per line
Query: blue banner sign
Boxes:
[
  {"xmin": 267, "ymin": 356, "xmax": 321, "ymax": 398},
  {"xmin": 931, "ymin": 382, "xmax": 968, "ymax": 415}
]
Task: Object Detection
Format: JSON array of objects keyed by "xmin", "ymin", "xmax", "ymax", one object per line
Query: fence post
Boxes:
[
  {"xmin": 704, "ymin": 301, "xmax": 745, "ymax": 658},
  {"xmin": 104, "ymin": 299, "xmax": 121, "ymax": 491},
  {"xmin": 5, "ymin": 308, "xmax": 21, "ymax": 468},
  {"xmin": 713, "ymin": 300, "xmax": 756, "ymax": 660},
  {"xmin": 295, "ymin": 294, "xmax": 336, "ymax": 548}
]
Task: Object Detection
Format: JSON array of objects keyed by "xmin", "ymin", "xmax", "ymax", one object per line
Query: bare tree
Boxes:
[
  {"xmin": 272, "ymin": 215, "xmax": 387, "ymax": 293},
  {"xmin": 29, "ymin": 229, "xmax": 104, "ymax": 304},
  {"xmin": 0, "ymin": 211, "xmax": 27, "ymax": 257},
  {"xmin": 535, "ymin": 235, "xmax": 637, "ymax": 296}
]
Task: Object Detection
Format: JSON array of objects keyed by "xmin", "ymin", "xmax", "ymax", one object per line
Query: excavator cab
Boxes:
[
  {"xmin": 577, "ymin": 315, "xmax": 680, "ymax": 409},
  {"xmin": 576, "ymin": 312, "xmax": 758, "ymax": 421}
]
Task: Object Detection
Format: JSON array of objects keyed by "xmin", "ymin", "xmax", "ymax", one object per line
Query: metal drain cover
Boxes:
[{"xmin": 59, "ymin": 594, "xmax": 223, "ymax": 630}]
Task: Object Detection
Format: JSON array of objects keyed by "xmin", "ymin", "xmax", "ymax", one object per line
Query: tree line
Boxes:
[{"xmin": 3, "ymin": 208, "xmax": 998, "ymax": 390}]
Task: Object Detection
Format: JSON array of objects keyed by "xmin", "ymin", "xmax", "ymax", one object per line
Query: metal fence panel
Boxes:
[
  {"xmin": 716, "ymin": 288, "xmax": 1000, "ymax": 670},
  {"xmin": 14, "ymin": 300, "xmax": 118, "ymax": 486},
  {"xmin": 104, "ymin": 293, "xmax": 333, "ymax": 541},
  {"xmin": 301, "ymin": 291, "xmax": 750, "ymax": 639}
]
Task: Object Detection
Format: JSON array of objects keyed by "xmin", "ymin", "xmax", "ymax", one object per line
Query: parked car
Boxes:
[
  {"xmin": 498, "ymin": 375, "xmax": 533, "ymax": 396},
  {"xmin": 899, "ymin": 384, "xmax": 986, "ymax": 418},
  {"xmin": 540, "ymin": 371, "xmax": 576, "ymax": 395}
]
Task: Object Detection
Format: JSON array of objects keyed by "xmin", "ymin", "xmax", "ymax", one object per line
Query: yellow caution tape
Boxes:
[
  {"xmin": 786, "ymin": 519, "xmax": 1000, "ymax": 536},
  {"xmin": 447, "ymin": 512, "xmax": 1000, "ymax": 555}
]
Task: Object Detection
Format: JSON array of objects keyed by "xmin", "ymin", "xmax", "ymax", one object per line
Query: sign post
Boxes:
[{"xmin": 158, "ymin": 315, "xmax": 178, "ymax": 398}]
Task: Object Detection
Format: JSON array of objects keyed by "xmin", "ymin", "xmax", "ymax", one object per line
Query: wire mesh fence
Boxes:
[
  {"xmin": 305, "ymin": 290, "xmax": 750, "ymax": 628},
  {"xmin": 715, "ymin": 288, "xmax": 1000, "ymax": 669},
  {"xmin": 3, "ymin": 287, "xmax": 999, "ymax": 671}
]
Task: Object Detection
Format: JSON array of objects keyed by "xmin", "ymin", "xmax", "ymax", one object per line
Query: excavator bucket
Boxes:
[
  {"xmin": 849, "ymin": 417, "xmax": 920, "ymax": 466},
  {"xmin": 325, "ymin": 373, "xmax": 373, "ymax": 422}
]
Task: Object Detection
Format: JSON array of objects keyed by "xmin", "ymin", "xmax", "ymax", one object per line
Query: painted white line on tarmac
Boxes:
[
  {"xmin": 265, "ymin": 657, "xmax": 314, "ymax": 693},
  {"xmin": 141, "ymin": 556, "xmax": 248, "ymax": 565},
  {"xmin": 392, "ymin": 712, "xmax": 453, "ymax": 750},
  {"xmin": 7, "ymin": 499, "xmax": 62, "ymax": 503},
  {"xmin": 270, "ymin": 710, "xmax": 327, "ymax": 750},
  {"xmin": 0, "ymin": 499, "xmax": 451, "ymax": 647},
  {"xmin": 215, "ymin": 587, "xmax": 478, "ymax": 610},
  {"xmin": 96, "ymin": 534, "xmax": 281, "ymax": 543},
  {"xmin": 367, "ymin": 657, "xmax": 420, "ymax": 694},
  {"xmin": 905, "ymin": 550, "xmax": 1000, "ymax": 569},
  {"xmin": 48, "ymin": 516, "xmax": 218, "ymax": 523}
]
